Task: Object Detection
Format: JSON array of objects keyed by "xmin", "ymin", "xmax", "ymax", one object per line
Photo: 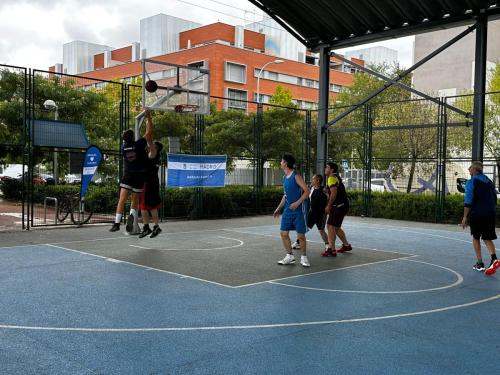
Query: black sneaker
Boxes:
[
  {"xmin": 472, "ymin": 262, "xmax": 485, "ymax": 271},
  {"xmin": 125, "ymin": 214, "xmax": 134, "ymax": 232},
  {"xmin": 109, "ymin": 223, "xmax": 120, "ymax": 232},
  {"xmin": 150, "ymin": 225, "xmax": 162, "ymax": 238},
  {"xmin": 139, "ymin": 224, "xmax": 152, "ymax": 238}
]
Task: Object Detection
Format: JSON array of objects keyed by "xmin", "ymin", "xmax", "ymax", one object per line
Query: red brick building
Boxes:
[{"xmin": 51, "ymin": 22, "xmax": 363, "ymax": 111}]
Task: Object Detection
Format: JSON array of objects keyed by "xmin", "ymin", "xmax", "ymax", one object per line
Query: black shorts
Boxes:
[
  {"xmin": 327, "ymin": 204, "xmax": 348, "ymax": 228},
  {"xmin": 307, "ymin": 212, "xmax": 327, "ymax": 230},
  {"xmin": 140, "ymin": 177, "xmax": 161, "ymax": 210},
  {"xmin": 469, "ymin": 214, "xmax": 497, "ymax": 241},
  {"xmin": 120, "ymin": 172, "xmax": 145, "ymax": 193}
]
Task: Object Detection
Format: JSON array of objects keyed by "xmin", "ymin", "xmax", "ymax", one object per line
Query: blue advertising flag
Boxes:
[
  {"xmin": 167, "ymin": 153, "xmax": 226, "ymax": 188},
  {"xmin": 80, "ymin": 145, "xmax": 103, "ymax": 199}
]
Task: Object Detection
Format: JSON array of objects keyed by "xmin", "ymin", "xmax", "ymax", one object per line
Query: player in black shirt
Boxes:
[
  {"xmin": 139, "ymin": 111, "xmax": 163, "ymax": 238},
  {"xmin": 109, "ymin": 113, "xmax": 151, "ymax": 233}
]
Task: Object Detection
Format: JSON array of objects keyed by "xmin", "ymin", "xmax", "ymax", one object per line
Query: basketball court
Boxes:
[{"xmin": 1, "ymin": 216, "xmax": 498, "ymax": 374}]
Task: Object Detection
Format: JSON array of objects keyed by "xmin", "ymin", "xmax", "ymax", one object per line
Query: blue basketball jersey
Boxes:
[{"xmin": 283, "ymin": 171, "xmax": 303, "ymax": 210}]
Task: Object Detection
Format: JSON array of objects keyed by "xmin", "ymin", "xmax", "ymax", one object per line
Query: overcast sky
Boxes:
[{"xmin": 0, "ymin": 0, "xmax": 414, "ymax": 70}]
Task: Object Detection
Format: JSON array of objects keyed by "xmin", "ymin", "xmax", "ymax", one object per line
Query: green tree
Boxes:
[
  {"xmin": 450, "ymin": 63, "xmax": 500, "ymax": 188},
  {"xmin": 330, "ymin": 63, "xmax": 460, "ymax": 192},
  {"xmin": 204, "ymin": 85, "xmax": 303, "ymax": 174}
]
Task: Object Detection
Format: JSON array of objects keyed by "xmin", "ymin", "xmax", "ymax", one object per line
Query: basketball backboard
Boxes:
[{"xmin": 142, "ymin": 59, "xmax": 210, "ymax": 115}]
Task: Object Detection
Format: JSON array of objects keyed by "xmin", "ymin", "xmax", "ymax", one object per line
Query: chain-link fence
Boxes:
[
  {"xmin": 23, "ymin": 70, "xmax": 126, "ymax": 227},
  {"xmin": 326, "ymin": 93, "xmax": 499, "ymax": 221},
  {"xmin": 1, "ymin": 63, "xmax": 498, "ymax": 227}
]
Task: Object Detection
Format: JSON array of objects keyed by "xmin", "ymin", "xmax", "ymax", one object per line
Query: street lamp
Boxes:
[
  {"xmin": 44, "ymin": 99, "xmax": 59, "ymax": 184},
  {"xmin": 256, "ymin": 59, "xmax": 284, "ymax": 104}
]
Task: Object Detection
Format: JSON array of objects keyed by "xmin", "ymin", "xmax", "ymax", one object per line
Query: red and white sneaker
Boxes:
[
  {"xmin": 321, "ymin": 248, "xmax": 337, "ymax": 257},
  {"xmin": 484, "ymin": 259, "xmax": 500, "ymax": 276},
  {"xmin": 337, "ymin": 244, "xmax": 352, "ymax": 253}
]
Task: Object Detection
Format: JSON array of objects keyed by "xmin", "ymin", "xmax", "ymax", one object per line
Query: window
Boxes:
[
  {"xmin": 225, "ymin": 62, "xmax": 246, "ymax": 83},
  {"xmin": 254, "ymin": 93, "xmax": 271, "ymax": 104},
  {"xmin": 329, "ymin": 84, "xmax": 343, "ymax": 93},
  {"xmin": 227, "ymin": 88, "xmax": 247, "ymax": 110},
  {"xmin": 187, "ymin": 61, "xmax": 207, "ymax": 91}
]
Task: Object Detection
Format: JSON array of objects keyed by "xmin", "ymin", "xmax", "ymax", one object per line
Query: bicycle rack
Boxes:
[{"xmin": 43, "ymin": 197, "xmax": 58, "ymax": 224}]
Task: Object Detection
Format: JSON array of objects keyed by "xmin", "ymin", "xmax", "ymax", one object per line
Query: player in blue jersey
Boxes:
[{"xmin": 273, "ymin": 153, "xmax": 311, "ymax": 267}]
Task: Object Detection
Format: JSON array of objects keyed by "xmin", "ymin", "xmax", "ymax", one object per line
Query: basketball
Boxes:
[{"xmin": 145, "ymin": 80, "xmax": 158, "ymax": 93}]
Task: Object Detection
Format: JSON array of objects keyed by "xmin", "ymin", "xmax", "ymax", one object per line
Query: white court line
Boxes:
[
  {"xmin": 129, "ymin": 245, "xmax": 150, "ymax": 249},
  {"xmin": 223, "ymin": 228, "xmax": 414, "ymax": 256},
  {"xmin": 343, "ymin": 223, "xmax": 472, "ymax": 244},
  {"xmin": 129, "ymin": 236, "xmax": 244, "ymax": 251},
  {"xmin": 45, "ymin": 244, "xmax": 234, "ymax": 289},
  {"xmin": 268, "ymin": 258, "xmax": 464, "ymax": 294},
  {"xmin": 233, "ymin": 256, "xmax": 417, "ymax": 288},
  {"xmin": 0, "ymin": 293, "xmax": 498, "ymax": 332}
]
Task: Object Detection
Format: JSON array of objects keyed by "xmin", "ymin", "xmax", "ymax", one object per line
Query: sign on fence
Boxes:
[
  {"xmin": 80, "ymin": 145, "xmax": 103, "ymax": 199},
  {"xmin": 167, "ymin": 153, "xmax": 227, "ymax": 188}
]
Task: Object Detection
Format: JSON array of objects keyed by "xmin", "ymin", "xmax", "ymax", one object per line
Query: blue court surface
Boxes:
[{"xmin": 0, "ymin": 216, "xmax": 498, "ymax": 374}]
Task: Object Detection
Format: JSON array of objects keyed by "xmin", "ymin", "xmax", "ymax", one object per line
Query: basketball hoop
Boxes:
[{"xmin": 174, "ymin": 104, "xmax": 200, "ymax": 113}]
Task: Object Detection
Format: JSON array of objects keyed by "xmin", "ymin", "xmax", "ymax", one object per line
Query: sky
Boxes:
[{"xmin": 0, "ymin": 0, "xmax": 414, "ymax": 70}]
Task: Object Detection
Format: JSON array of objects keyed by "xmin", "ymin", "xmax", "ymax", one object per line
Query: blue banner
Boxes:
[
  {"xmin": 167, "ymin": 153, "xmax": 226, "ymax": 188},
  {"xmin": 80, "ymin": 145, "xmax": 103, "ymax": 199}
]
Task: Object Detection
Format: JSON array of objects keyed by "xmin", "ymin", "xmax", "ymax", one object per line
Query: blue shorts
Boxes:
[{"xmin": 280, "ymin": 208, "xmax": 307, "ymax": 233}]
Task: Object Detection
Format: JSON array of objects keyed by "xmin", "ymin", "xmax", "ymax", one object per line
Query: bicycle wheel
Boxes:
[
  {"xmin": 70, "ymin": 199, "xmax": 93, "ymax": 226},
  {"xmin": 57, "ymin": 196, "xmax": 72, "ymax": 223}
]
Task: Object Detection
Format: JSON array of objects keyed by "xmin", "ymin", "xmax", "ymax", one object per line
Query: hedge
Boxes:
[{"xmin": 1, "ymin": 180, "xmax": 498, "ymax": 225}]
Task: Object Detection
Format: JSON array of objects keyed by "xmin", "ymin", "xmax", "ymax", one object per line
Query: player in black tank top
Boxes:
[{"xmin": 323, "ymin": 162, "xmax": 352, "ymax": 256}]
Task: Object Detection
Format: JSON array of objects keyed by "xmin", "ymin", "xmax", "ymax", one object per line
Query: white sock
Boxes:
[{"xmin": 115, "ymin": 213, "xmax": 122, "ymax": 224}]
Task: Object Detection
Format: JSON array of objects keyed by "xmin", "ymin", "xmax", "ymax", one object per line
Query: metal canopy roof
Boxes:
[{"xmin": 248, "ymin": 0, "xmax": 500, "ymax": 49}]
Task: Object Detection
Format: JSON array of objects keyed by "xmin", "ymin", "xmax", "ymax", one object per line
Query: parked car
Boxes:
[
  {"xmin": 370, "ymin": 178, "xmax": 387, "ymax": 192},
  {"xmin": 17, "ymin": 173, "xmax": 54, "ymax": 184},
  {"xmin": 64, "ymin": 174, "xmax": 81, "ymax": 184},
  {"xmin": 0, "ymin": 175, "xmax": 14, "ymax": 183}
]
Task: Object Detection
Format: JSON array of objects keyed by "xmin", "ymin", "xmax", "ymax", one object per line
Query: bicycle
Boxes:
[{"xmin": 57, "ymin": 193, "xmax": 93, "ymax": 225}]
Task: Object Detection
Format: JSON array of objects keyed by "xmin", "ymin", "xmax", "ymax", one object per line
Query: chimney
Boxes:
[{"xmin": 235, "ymin": 25, "xmax": 244, "ymax": 48}]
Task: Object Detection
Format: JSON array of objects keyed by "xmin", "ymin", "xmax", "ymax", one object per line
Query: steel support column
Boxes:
[
  {"xmin": 472, "ymin": 14, "xmax": 488, "ymax": 161},
  {"xmin": 316, "ymin": 46, "xmax": 330, "ymax": 174}
]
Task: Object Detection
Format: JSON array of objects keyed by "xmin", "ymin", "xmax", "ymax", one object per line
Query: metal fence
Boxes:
[
  {"xmin": 1, "ymin": 63, "xmax": 498, "ymax": 228},
  {"xmin": 326, "ymin": 93, "xmax": 499, "ymax": 219}
]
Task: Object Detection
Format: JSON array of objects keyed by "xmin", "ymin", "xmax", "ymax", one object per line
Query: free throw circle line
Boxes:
[
  {"xmin": 0, "ymin": 293, "xmax": 498, "ymax": 332},
  {"xmin": 268, "ymin": 258, "xmax": 464, "ymax": 294},
  {"xmin": 129, "ymin": 236, "xmax": 244, "ymax": 251}
]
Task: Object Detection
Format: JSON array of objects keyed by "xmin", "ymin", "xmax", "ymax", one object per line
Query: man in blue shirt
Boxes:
[
  {"xmin": 461, "ymin": 161, "xmax": 499, "ymax": 275},
  {"xmin": 273, "ymin": 154, "xmax": 311, "ymax": 267}
]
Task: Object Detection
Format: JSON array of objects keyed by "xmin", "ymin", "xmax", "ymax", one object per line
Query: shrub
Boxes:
[{"xmin": 0, "ymin": 178, "xmax": 23, "ymax": 200}]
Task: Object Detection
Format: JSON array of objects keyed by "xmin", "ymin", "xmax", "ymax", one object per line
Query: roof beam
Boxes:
[
  {"xmin": 330, "ymin": 52, "xmax": 472, "ymax": 119},
  {"xmin": 325, "ymin": 24, "xmax": 477, "ymax": 129}
]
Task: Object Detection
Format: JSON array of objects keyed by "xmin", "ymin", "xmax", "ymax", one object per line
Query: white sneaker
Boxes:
[
  {"xmin": 291, "ymin": 241, "xmax": 301, "ymax": 250},
  {"xmin": 278, "ymin": 253, "xmax": 296, "ymax": 265},
  {"xmin": 300, "ymin": 256, "xmax": 310, "ymax": 267}
]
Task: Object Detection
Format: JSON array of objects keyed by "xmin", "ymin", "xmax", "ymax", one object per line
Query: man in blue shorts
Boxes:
[
  {"xmin": 273, "ymin": 153, "xmax": 311, "ymax": 267},
  {"xmin": 461, "ymin": 161, "xmax": 499, "ymax": 275}
]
